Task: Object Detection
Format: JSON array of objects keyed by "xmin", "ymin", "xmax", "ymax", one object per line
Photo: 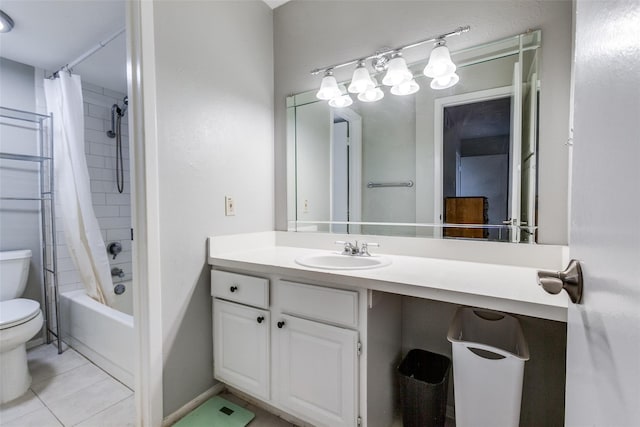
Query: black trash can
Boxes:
[{"xmin": 398, "ymin": 349, "xmax": 451, "ymax": 427}]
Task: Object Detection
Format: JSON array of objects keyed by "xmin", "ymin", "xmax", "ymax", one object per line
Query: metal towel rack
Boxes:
[{"xmin": 367, "ymin": 180, "xmax": 414, "ymax": 188}]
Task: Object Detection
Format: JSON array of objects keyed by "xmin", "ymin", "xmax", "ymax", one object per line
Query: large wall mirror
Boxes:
[{"xmin": 287, "ymin": 31, "xmax": 541, "ymax": 243}]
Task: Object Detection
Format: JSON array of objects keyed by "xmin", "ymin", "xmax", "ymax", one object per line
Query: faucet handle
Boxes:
[
  {"xmin": 334, "ymin": 240, "xmax": 355, "ymax": 255},
  {"xmin": 360, "ymin": 242, "xmax": 379, "ymax": 256}
]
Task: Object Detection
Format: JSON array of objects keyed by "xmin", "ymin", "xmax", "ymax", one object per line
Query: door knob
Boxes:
[
  {"xmin": 229, "ymin": 285, "xmax": 238, "ymax": 293},
  {"xmin": 277, "ymin": 321, "xmax": 285, "ymax": 329},
  {"xmin": 257, "ymin": 316, "xmax": 264, "ymax": 324},
  {"xmin": 537, "ymin": 259, "xmax": 583, "ymax": 304}
]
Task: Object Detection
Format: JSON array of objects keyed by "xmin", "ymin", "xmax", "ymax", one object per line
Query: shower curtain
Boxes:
[{"xmin": 44, "ymin": 72, "xmax": 114, "ymax": 306}]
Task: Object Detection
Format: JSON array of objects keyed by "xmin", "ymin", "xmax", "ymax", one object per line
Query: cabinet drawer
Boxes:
[
  {"xmin": 211, "ymin": 270, "xmax": 269, "ymax": 309},
  {"xmin": 278, "ymin": 281, "xmax": 358, "ymax": 329}
]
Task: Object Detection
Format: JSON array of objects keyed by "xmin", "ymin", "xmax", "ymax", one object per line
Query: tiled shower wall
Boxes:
[{"xmin": 36, "ymin": 74, "xmax": 132, "ymax": 296}]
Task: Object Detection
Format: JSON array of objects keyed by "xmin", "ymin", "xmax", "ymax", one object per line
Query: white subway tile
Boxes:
[
  {"xmin": 82, "ymin": 82, "xmax": 104, "ymax": 95},
  {"xmin": 88, "ymin": 104, "xmax": 107, "ymax": 120},
  {"xmin": 98, "ymin": 216, "xmax": 131, "ymax": 229},
  {"xmin": 85, "ymin": 154, "xmax": 104, "ymax": 168},
  {"xmin": 107, "ymin": 228, "xmax": 131, "ymax": 241},
  {"xmin": 94, "ymin": 205, "xmax": 120, "ymax": 218}
]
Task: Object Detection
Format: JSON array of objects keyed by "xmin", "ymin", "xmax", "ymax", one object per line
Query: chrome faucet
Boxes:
[{"xmin": 335, "ymin": 241, "xmax": 380, "ymax": 256}]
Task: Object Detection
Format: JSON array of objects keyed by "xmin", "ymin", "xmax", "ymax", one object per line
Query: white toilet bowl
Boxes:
[
  {"xmin": 0, "ymin": 299, "xmax": 43, "ymax": 403},
  {"xmin": 0, "ymin": 250, "xmax": 44, "ymax": 404}
]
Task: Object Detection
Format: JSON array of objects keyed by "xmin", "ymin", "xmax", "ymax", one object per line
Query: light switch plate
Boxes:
[{"xmin": 225, "ymin": 196, "xmax": 235, "ymax": 216}]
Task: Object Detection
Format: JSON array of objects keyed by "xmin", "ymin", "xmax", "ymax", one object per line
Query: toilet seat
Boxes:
[{"xmin": 0, "ymin": 299, "xmax": 40, "ymax": 330}]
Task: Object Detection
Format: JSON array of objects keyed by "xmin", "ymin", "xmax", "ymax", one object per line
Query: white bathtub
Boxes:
[{"xmin": 60, "ymin": 282, "xmax": 134, "ymax": 388}]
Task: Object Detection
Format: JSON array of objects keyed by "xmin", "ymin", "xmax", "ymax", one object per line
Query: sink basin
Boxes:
[{"xmin": 295, "ymin": 253, "xmax": 391, "ymax": 270}]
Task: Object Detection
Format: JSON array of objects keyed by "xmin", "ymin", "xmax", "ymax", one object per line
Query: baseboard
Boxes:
[{"xmin": 162, "ymin": 383, "xmax": 225, "ymax": 427}]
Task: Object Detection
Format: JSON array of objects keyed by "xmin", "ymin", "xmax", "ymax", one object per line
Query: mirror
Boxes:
[{"xmin": 288, "ymin": 31, "xmax": 541, "ymax": 243}]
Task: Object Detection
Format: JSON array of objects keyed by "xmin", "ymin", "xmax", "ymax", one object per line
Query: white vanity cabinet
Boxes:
[
  {"xmin": 273, "ymin": 281, "xmax": 360, "ymax": 427},
  {"xmin": 212, "ymin": 270, "xmax": 271, "ymax": 400}
]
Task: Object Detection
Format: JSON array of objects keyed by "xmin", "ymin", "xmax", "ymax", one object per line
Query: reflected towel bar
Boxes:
[{"xmin": 367, "ymin": 180, "xmax": 414, "ymax": 188}]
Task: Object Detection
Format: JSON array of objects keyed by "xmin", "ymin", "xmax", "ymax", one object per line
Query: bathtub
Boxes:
[{"xmin": 60, "ymin": 282, "xmax": 134, "ymax": 388}]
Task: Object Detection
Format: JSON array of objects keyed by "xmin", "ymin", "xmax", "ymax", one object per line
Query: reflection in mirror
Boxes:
[{"xmin": 288, "ymin": 31, "xmax": 541, "ymax": 243}]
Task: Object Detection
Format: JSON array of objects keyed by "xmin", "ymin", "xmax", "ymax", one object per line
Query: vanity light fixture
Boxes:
[
  {"xmin": 0, "ymin": 10, "xmax": 14, "ymax": 33},
  {"xmin": 381, "ymin": 52, "xmax": 413, "ymax": 86},
  {"xmin": 430, "ymin": 73, "xmax": 460, "ymax": 90},
  {"xmin": 328, "ymin": 94, "xmax": 354, "ymax": 108},
  {"xmin": 423, "ymin": 39, "xmax": 456, "ymax": 78},
  {"xmin": 358, "ymin": 78, "xmax": 385, "ymax": 102},
  {"xmin": 311, "ymin": 25, "xmax": 470, "ymax": 106},
  {"xmin": 316, "ymin": 70, "xmax": 342, "ymax": 100},
  {"xmin": 391, "ymin": 78, "xmax": 420, "ymax": 96},
  {"xmin": 348, "ymin": 60, "xmax": 375, "ymax": 93}
]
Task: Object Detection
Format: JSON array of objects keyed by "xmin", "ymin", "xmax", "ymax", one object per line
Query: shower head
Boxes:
[{"xmin": 120, "ymin": 96, "xmax": 128, "ymax": 116}]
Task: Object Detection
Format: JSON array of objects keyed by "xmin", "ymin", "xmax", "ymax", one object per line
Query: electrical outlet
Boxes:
[{"xmin": 225, "ymin": 196, "xmax": 235, "ymax": 216}]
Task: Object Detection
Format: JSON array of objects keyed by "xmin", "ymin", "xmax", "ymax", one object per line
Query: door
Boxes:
[
  {"xmin": 213, "ymin": 299, "xmax": 270, "ymax": 400},
  {"xmin": 275, "ymin": 314, "xmax": 358, "ymax": 427},
  {"xmin": 565, "ymin": 1, "xmax": 640, "ymax": 425}
]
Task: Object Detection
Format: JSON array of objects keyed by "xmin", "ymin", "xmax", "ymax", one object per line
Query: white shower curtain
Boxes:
[{"xmin": 44, "ymin": 73, "xmax": 114, "ymax": 306}]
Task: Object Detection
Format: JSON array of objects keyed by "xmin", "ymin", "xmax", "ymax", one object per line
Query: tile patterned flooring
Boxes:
[{"xmin": 0, "ymin": 343, "xmax": 134, "ymax": 427}]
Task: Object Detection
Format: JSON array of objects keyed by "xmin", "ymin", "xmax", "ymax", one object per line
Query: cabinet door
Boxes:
[
  {"xmin": 213, "ymin": 299, "xmax": 270, "ymax": 400},
  {"xmin": 275, "ymin": 314, "xmax": 358, "ymax": 427}
]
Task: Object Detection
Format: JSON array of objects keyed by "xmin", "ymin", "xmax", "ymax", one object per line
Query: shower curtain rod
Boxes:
[{"xmin": 51, "ymin": 27, "xmax": 125, "ymax": 77}]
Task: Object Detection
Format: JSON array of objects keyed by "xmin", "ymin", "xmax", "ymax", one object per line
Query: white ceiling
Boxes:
[
  {"xmin": 0, "ymin": 0, "xmax": 290, "ymax": 94},
  {"xmin": 0, "ymin": 0, "xmax": 127, "ymax": 93}
]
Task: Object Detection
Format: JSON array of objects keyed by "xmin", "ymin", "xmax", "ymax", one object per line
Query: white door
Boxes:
[
  {"xmin": 563, "ymin": 1, "xmax": 640, "ymax": 425},
  {"xmin": 508, "ymin": 61, "xmax": 522, "ymax": 242},
  {"xmin": 213, "ymin": 299, "xmax": 270, "ymax": 400},
  {"xmin": 275, "ymin": 314, "xmax": 358, "ymax": 427}
]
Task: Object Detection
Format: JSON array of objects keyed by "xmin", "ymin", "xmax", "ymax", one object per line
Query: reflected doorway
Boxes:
[{"xmin": 443, "ymin": 97, "xmax": 511, "ymax": 240}]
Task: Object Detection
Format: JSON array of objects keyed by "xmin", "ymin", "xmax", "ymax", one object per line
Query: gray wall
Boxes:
[
  {"xmin": 151, "ymin": 0, "xmax": 274, "ymax": 416},
  {"xmin": 274, "ymin": 0, "xmax": 573, "ymax": 245},
  {"xmin": 0, "ymin": 58, "xmax": 44, "ymax": 333}
]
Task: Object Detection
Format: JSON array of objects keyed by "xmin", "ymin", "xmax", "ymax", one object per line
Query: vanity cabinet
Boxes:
[
  {"xmin": 212, "ymin": 270, "xmax": 271, "ymax": 400},
  {"xmin": 212, "ymin": 270, "xmax": 363, "ymax": 427},
  {"xmin": 273, "ymin": 281, "xmax": 360, "ymax": 427}
]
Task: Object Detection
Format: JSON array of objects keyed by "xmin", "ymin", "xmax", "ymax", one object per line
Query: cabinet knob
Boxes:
[
  {"xmin": 229, "ymin": 285, "xmax": 238, "ymax": 293},
  {"xmin": 277, "ymin": 321, "xmax": 285, "ymax": 329},
  {"xmin": 257, "ymin": 316, "xmax": 264, "ymax": 324}
]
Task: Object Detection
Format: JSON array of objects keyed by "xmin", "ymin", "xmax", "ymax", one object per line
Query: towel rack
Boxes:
[{"xmin": 367, "ymin": 180, "xmax": 414, "ymax": 188}]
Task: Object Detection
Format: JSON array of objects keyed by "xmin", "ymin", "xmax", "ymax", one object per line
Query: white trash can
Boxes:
[{"xmin": 447, "ymin": 307, "xmax": 530, "ymax": 427}]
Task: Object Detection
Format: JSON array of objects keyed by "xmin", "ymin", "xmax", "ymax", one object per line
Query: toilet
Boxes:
[{"xmin": 0, "ymin": 250, "xmax": 44, "ymax": 404}]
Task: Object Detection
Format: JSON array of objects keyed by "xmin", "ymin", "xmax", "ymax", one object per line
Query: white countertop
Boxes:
[{"xmin": 208, "ymin": 237, "xmax": 568, "ymax": 322}]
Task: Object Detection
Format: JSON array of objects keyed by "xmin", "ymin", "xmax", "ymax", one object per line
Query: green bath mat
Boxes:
[{"xmin": 174, "ymin": 396, "xmax": 255, "ymax": 427}]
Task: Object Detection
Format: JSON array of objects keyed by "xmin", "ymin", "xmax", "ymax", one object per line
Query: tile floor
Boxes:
[
  {"xmin": 0, "ymin": 343, "xmax": 134, "ymax": 427},
  {"xmin": 214, "ymin": 392, "xmax": 296, "ymax": 427}
]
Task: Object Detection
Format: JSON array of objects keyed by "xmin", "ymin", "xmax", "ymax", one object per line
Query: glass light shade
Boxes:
[
  {"xmin": 382, "ymin": 55, "xmax": 412, "ymax": 86},
  {"xmin": 423, "ymin": 44, "xmax": 456, "ymax": 78},
  {"xmin": 358, "ymin": 87, "xmax": 384, "ymax": 102},
  {"xmin": 390, "ymin": 79, "xmax": 420, "ymax": 96},
  {"xmin": 328, "ymin": 94, "xmax": 354, "ymax": 108},
  {"xmin": 316, "ymin": 74, "xmax": 342, "ymax": 100},
  {"xmin": 348, "ymin": 65, "xmax": 375, "ymax": 93},
  {"xmin": 430, "ymin": 73, "xmax": 460, "ymax": 90}
]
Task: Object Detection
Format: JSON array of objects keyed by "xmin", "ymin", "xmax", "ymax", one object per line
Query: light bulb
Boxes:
[
  {"xmin": 430, "ymin": 73, "xmax": 460, "ymax": 90},
  {"xmin": 382, "ymin": 53, "xmax": 412, "ymax": 86},
  {"xmin": 358, "ymin": 87, "xmax": 384, "ymax": 103},
  {"xmin": 391, "ymin": 79, "xmax": 420, "ymax": 96},
  {"xmin": 348, "ymin": 62, "xmax": 375, "ymax": 94},
  {"xmin": 423, "ymin": 40, "xmax": 456, "ymax": 78},
  {"xmin": 316, "ymin": 70, "xmax": 342, "ymax": 100},
  {"xmin": 328, "ymin": 94, "xmax": 353, "ymax": 108}
]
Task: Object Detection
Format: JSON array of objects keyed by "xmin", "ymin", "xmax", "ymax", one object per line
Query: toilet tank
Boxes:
[{"xmin": 0, "ymin": 250, "xmax": 32, "ymax": 301}]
